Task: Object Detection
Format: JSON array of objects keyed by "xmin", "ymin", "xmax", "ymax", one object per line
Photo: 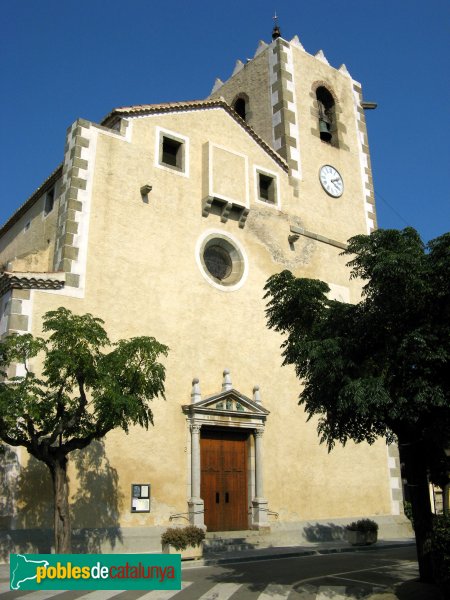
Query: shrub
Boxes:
[
  {"xmin": 346, "ymin": 519, "xmax": 379, "ymax": 533},
  {"xmin": 404, "ymin": 501, "xmax": 414, "ymax": 529},
  {"xmin": 429, "ymin": 515, "xmax": 450, "ymax": 593},
  {"xmin": 161, "ymin": 526, "xmax": 205, "ymax": 551}
]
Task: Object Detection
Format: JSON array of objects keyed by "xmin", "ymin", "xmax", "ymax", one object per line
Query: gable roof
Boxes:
[
  {"xmin": 1, "ymin": 98, "xmax": 288, "ymax": 240},
  {"xmin": 102, "ymin": 98, "xmax": 289, "ymax": 171}
]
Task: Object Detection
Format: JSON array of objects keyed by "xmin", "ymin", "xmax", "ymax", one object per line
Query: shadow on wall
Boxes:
[
  {"xmin": 0, "ymin": 441, "xmax": 123, "ymax": 560},
  {"xmin": 303, "ymin": 522, "xmax": 346, "ymax": 542},
  {"xmin": 71, "ymin": 440, "xmax": 124, "ymax": 553}
]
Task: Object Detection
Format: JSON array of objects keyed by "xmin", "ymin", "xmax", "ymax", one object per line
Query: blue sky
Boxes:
[{"xmin": 1, "ymin": 0, "xmax": 449, "ymax": 243}]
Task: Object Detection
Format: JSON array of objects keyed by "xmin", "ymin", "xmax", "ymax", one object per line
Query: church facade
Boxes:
[{"xmin": 0, "ymin": 30, "xmax": 408, "ymax": 554}]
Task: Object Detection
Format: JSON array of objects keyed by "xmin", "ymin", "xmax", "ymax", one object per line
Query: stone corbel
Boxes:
[
  {"xmin": 220, "ymin": 202, "xmax": 233, "ymax": 223},
  {"xmin": 202, "ymin": 196, "xmax": 250, "ymax": 228}
]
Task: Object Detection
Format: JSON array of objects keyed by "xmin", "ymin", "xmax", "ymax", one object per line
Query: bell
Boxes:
[
  {"xmin": 319, "ymin": 118, "xmax": 332, "ymax": 142},
  {"xmin": 272, "ymin": 25, "xmax": 281, "ymax": 40}
]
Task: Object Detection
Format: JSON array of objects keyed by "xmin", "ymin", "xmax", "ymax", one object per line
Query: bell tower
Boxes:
[{"xmin": 208, "ymin": 25, "xmax": 377, "ymax": 237}]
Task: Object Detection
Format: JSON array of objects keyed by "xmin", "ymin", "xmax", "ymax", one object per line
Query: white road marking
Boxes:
[
  {"xmin": 258, "ymin": 583, "xmax": 292, "ymax": 599},
  {"xmin": 196, "ymin": 582, "xmax": 241, "ymax": 599},
  {"xmin": 316, "ymin": 588, "xmax": 348, "ymax": 600},
  {"xmin": 14, "ymin": 591, "xmax": 69, "ymax": 600},
  {"xmin": 136, "ymin": 580, "xmax": 193, "ymax": 599},
  {"xmin": 63, "ymin": 590, "xmax": 126, "ymax": 600}
]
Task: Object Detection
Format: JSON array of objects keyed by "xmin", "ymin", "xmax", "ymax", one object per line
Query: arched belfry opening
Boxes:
[
  {"xmin": 232, "ymin": 94, "xmax": 249, "ymax": 122},
  {"xmin": 182, "ymin": 370, "xmax": 270, "ymax": 531},
  {"xmin": 316, "ymin": 86, "xmax": 336, "ymax": 144}
]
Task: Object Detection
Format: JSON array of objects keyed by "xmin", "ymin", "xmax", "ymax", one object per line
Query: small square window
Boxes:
[
  {"xmin": 161, "ymin": 136, "xmax": 183, "ymax": 170},
  {"xmin": 258, "ymin": 173, "xmax": 276, "ymax": 203},
  {"xmin": 44, "ymin": 188, "xmax": 55, "ymax": 216},
  {"xmin": 155, "ymin": 128, "xmax": 189, "ymax": 177}
]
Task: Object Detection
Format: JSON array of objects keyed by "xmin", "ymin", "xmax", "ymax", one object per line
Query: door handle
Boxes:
[
  {"xmin": 216, "ymin": 492, "xmax": 220, "ymax": 503},
  {"xmin": 225, "ymin": 492, "xmax": 229, "ymax": 503}
]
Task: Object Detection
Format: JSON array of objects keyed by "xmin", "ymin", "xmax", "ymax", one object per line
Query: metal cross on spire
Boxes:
[{"xmin": 272, "ymin": 11, "xmax": 281, "ymax": 40}]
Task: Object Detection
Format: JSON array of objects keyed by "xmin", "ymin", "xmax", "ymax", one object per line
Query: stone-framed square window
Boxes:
[
  {"xmin": 259, "ymin": 173, "xmax": 275, "ymax": 202},
  {"xmin": 162, "ymin": 137, "xmax": 182, "ymax": 168},
  {"xmin": 254, "ymin": 167, "xmax": 280, "ymax": 209},
  {"xmin": 155, "ymin": 127, "xmax": 189, "ymax": 177}
]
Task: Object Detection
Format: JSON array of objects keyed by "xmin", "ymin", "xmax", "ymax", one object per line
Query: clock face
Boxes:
[{"xmin": 319, "ymin": 165, "xmax": 344, "ymax": 197}]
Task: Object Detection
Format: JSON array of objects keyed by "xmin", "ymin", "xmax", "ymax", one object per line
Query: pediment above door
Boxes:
[{"xmin": 182, "ymin": 370, "xmax": 269, "ymax": 429}]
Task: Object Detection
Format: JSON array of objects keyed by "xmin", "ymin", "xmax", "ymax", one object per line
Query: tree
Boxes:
[
  {"xmin": 264, "ymin": 227, "xmax": 450, "ymax": 582},
  {"xmin": 0, "ymin": 307, "xmax": 168, "ymax": 553}
]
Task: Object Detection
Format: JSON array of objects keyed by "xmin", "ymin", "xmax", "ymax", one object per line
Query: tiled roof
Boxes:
[
  {"xmin": 102, "ymin": 99, "xmax": 289, "ymax": 171},
  {"xmin": 0, "ymin": 271, "xmax": 65, "ymax": 296}
]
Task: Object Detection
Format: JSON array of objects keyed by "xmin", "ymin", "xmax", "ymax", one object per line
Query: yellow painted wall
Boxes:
[
  {"xmin": 1, "ymin": 38, "xmax": 394, "ymax": 540},
  {"xmin": 23, "ymin": 105, "xmax": 392, "ymax": 529}
]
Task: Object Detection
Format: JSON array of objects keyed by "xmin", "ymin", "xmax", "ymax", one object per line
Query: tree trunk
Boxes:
[
  {"xmin": 49, "ymin": 455, "xmax": 71, "ymax": 554},
  {"xmin": 399, "ymin": 438, "xmax": 434, "ymax": 582}
]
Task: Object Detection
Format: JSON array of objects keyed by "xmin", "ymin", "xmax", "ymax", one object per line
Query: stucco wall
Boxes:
[
  {"xmin": 0, "ymin": 38, "xmax": 393, "ymax": 551},
  {"xmin": 17, "ymin": 106, "xmax": 392, "ymax": 535},
  {"xmin": 0, "ymin": 178, "xmax": 61, "ymax": 273}
]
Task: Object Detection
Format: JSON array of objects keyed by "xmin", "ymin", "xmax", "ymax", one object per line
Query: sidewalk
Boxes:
[{"xmin": 197, "ymin": 538, "xmax": 417, "ymax": 567}]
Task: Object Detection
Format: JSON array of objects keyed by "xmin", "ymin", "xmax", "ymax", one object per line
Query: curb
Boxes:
[{"xmin": 182, "ymin": 540, "xmax": 416, "ymax": 569}]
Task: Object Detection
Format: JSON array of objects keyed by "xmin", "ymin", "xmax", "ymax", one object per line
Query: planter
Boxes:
[
  {"xmin": 162, "ymin": 542, "xmax": 203, "ymax": 560},
  {"xmin": 161, "ymin": 525, "xmax": 205, "ymax": 559},
  {"xmin": 346, "ymin": 530, "xmax": 377, "ymax": 546}
]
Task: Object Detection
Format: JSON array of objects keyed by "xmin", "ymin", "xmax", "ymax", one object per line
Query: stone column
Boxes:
[
  {"xmin": 188, "ymin": 422, "xmax": 205, "ymax": 528},
  {"xmin": 254, "ymin": 428, "xmax": 264, "ymax": 499},
  {"xmin": 191, "ymin": 424, "xmax": 201, "ymax": 499},
  {"xmin": 252, "ymin": 428, "xmax": 269, "ymax": 530}
]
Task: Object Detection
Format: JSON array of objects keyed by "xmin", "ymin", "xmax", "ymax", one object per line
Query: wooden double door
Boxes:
[{"xmin": 200, "ymin": 429, "xmax": 248, "ymax": 531}]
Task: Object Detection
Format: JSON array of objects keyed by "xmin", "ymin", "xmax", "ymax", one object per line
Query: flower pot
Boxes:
[
  {"xmin": 162, "ymin": 542, "xmax": 203, "ymax": 560},
  {"xmin": 346, "ymin": 530, "xmax": 377, "ymax": 546}
]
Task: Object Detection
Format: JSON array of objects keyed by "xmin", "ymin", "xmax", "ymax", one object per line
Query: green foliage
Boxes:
[
  {"xmin": 0, "ymin": 307, "xmax": 169, "ymax": 460},
  {"xmin": 264, "ymin": 228, "xmax": 450, "ymax": 480},
  {"xmin": 404, "ymin": 501, "xmax": 414, "ymax": 529},
  {"xmin": 428, "ymin": 515, "xmax": 450, "ymax": 592},
  {"xmin": 346, "ymin": 519, "xmax": 379, "ymax": 533},
  {"xmin": 265, "ymin": 227, "xmax": 450, "ymax": 582},
  {"xmin": 161, "ymin": 526, "xmax": 205, "ymax": 550}
]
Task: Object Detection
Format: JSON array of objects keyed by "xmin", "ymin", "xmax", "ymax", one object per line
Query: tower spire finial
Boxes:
[{"xmin": 272, "ymin": 12, "xmax": 281, "ymax": 40}]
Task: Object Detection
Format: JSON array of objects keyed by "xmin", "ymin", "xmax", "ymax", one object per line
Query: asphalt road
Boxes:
[
  {"xmin": 1, "ymin": 545, "xmax": 438, "ymax": 599},
  {"xmin": 181, "ymin": 545, "xmax": 421, "ymax": 598}
]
